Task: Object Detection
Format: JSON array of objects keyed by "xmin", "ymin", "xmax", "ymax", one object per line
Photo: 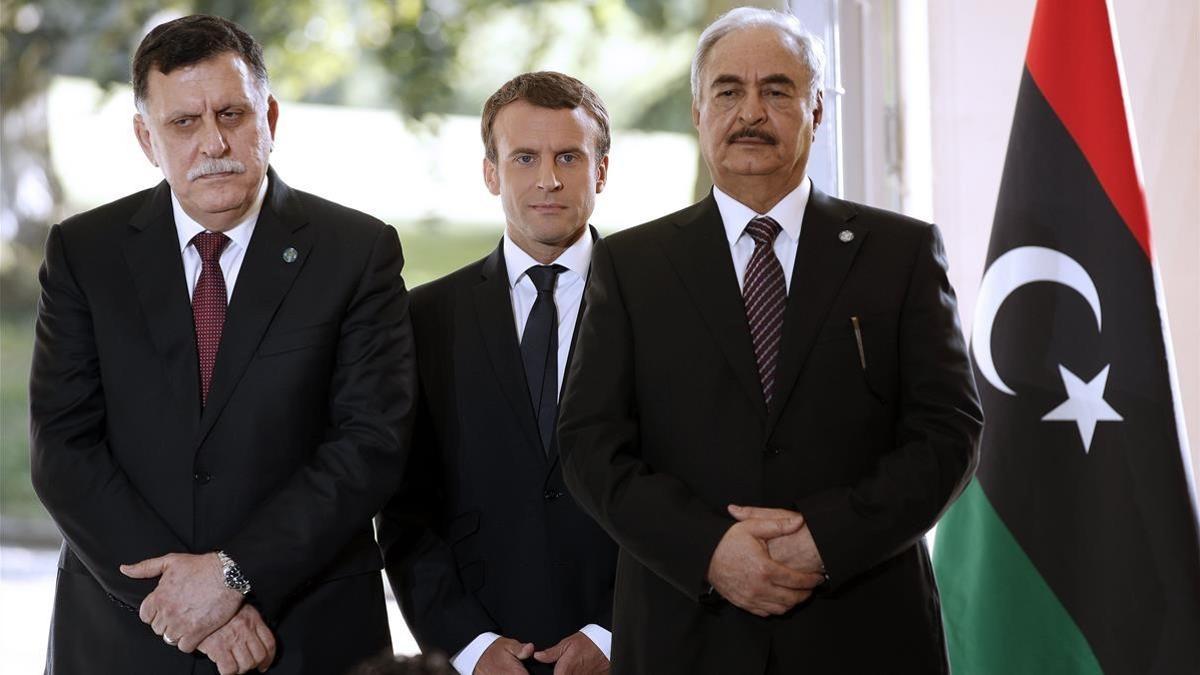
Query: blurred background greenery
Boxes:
[{"xmin": 1, "ymin": 0, "xmax": 777, "ymax": 528}]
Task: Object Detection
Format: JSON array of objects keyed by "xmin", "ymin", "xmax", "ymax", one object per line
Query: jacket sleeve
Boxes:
[
  {"xmin": 796, "ymin": 223, "xmax": 984, "ymax": 591},
  {"xmin": 220, "ymin": 224, "xmax": 417, "ymax": 617},
  {"xmin": 30, "ymin": 224, "xmax": 189, "ymax": 609},
  {"xmin": 558, "ymin": 238, "xmax": 733, "ymax": 602}
]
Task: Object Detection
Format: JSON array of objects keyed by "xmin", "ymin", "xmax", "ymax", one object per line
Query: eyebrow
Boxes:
[
  {"xmin": 709, "ymin": 73, "xmax": 797, "ymax": 88},
  {"xmin": 507, "ymin": 146, "xmax": 586, "ymax": 157}
]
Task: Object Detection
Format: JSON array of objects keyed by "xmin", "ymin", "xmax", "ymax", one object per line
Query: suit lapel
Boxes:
[
  {"xmin": 663, "ymin": 197, "xmax": 767, "ymax": 421},
  {"xmin": 766, "ymin": 187, "xmax": 865, "ymax": 434},
  {"xmin": 472, "ymin": 243, "xmax": 545, "ymax": 460},
  {"xmin": 122, "ymin": 181, "xmax": 202, "ymax": 422},
  {"xmin": 195, "ymin": 169, "xmax": 313, "ymax": 446}
]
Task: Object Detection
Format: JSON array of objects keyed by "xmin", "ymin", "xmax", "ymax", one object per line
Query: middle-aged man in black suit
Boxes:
[
  {"xmin": 29, "ymin": 15, "xmax": 414, "ymax": 675},
  {"xmin": 559, "ymin": 7, "xmax": 983, "ymax": 674},
  {"xmin": 378, "ymin": 72, "xmax": 617, "ymax": 675}
]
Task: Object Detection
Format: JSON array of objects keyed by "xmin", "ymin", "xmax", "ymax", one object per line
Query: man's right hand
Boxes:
[
  {"xmin": 197, "ymin": 604, "xmax": 276, "ymax": 674},
  {"xmin": 706, "ymin": 517, "xmax": 825, "ymax": 617},
  {"xmin": 475, "ymin": 637, "xmax": 534, "ymax": 675}
]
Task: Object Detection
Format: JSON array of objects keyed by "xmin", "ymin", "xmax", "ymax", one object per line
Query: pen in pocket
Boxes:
[{"xmin": 850, "ymin": 316, "xmax": 866, "ymax": 370}]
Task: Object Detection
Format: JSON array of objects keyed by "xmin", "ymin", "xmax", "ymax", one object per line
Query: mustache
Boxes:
[
  {"xmin": 728, "ymin": 127, "xmax": 778, "ymax": 144},
  {"xmin": 187, "ymin": 158, "xmax": 246, "ymax": 181}
]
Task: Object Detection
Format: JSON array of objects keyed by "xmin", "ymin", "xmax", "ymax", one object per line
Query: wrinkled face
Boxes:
[
  {"xmin": 134, "ymin": 52, "xmax": 278, "ymax": 230},
  {"xmin": 484, "ymin": 100, "xmax": 608, "ymax": 256},
  {"xmin": 693, "ymin": 26, "xmax": 822, "ymax": 190}
]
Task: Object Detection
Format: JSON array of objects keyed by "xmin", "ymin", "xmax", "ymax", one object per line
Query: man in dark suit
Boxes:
[
  {"xmin": 558, "ymin": 8, "xmax": 983, "ymax": 674},
  {"xmin": 29, "ymin": 15, "xmax": 414, "ymax": 674},
  {"xmin": 378, "ymin": 72, "xmax": 616, "ymax": 675}
]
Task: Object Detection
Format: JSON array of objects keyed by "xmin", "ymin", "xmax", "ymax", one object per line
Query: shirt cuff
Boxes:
[
  {"xmin": 451, "ymin": 632, "xmax": 500, "ymax": 675},
  {"xmin": 579, "ymin": 624, "xmax": 612, "ymax": 660}
]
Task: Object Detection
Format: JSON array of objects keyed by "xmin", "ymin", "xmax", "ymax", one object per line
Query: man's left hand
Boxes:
[
  {"xmin": 121, "ymin": 552, "xmax": 244, "ymax": 652},
  {"xmin": 532, "ymin": 632, "xmax": 610, "ymax": 675},
  {"xmin": 728, "ymin": 505, "xmax": 825, "ymax": 575}
]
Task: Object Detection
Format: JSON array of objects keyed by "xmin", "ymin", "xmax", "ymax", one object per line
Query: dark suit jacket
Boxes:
[
  {"xmin": 29, "ymin": 169, "xmax": 415, "ymax": 674},
  {"xmin": 558, "ymin": 188, "xmax": 983, "ymax": 674},
  {"xmin": 378, "ymin": 236, "xmax": 617, "ymax": 670}
]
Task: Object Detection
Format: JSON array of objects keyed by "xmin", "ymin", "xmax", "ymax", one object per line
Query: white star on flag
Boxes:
[{"xmin": 1041, "ymin": 364, "xmax": 1123, "ymax": 453}]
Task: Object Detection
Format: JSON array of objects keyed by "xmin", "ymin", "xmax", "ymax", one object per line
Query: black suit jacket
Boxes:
[
  {"xmin": 29, "ymin": 169, "xmax": 415, "ymax": 674},
  {"xmin": 378, "ymin": 235, "xmax": 617, "ymax": 669},
  {"xmin": 558, "ymin": 189, "xmax": 983, "ymax": 674}
]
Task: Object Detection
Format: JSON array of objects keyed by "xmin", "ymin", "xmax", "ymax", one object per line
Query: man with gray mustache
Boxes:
[
  {"xmin": 558, "ymin": 7, "xmax": 980, "ymax": 673},
  {"xmin": 29, "ymin": 14, "xmax": 415, "ymax": 674}
]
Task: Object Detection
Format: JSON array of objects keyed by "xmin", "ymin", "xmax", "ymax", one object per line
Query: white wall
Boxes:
[{"xmin": 927, "ymin": 0, "xmax": 1200, "ymax": 479}]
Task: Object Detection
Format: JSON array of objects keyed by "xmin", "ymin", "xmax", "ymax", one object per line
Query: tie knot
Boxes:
[
  {"xmin": 744, "ymin": 216, "xmax": 782, "ymax": 247},
  {"xmin": 191, "ymin": 231, "xmax": 230, "ymax": 264},
  {"xmin": 525, "ymin": 264, "xmax": 566, "ymax": 293}
]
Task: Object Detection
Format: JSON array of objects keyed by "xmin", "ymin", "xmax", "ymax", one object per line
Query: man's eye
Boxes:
[
  {"xmin": 717, "ymin": 90, "xmax": 736, "ymax": 97},
  {"xmin": 558, "ymin": 154, "xmax": 578, "ymax": 164},
  {"xmin": 515, "ymin": 155, "xmax": 534, "ymax": 164},
  {"xmin": 173, "ymin": 118, "xmax": 194, "ymax": 128},
  {"xmin": 219, "ymin": 111, "xmax": 243, "ymax": 120}
]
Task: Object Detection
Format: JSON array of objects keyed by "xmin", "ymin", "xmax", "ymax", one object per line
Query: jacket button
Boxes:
[
  {"xmin": 767, "ymin": 446, "xmax": 782, "ymax": 456},
  {"xmin": 543, "ymin": 490, "xmax": 563, "ymax": 501},
  {"xmin": 193, "ymin": 471, "xmax": 212, "ymax": 485}
]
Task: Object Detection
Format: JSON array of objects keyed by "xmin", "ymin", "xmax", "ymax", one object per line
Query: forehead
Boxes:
[
  {"xmin": 143, "ymin": 52, "xmax": 260, "ymax": 110},
  {"xmin": 492, "ymin": 100, "xmax": 598, "ymax": 151},
  {"xmin": 703, "ymin": 26, "xmax": 808, "ymax": 83}
]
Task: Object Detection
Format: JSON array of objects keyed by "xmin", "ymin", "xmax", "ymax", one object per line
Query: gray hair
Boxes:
[{"xmin": 690, "ymin": 7, "xmax": 826, "ymax": 103}]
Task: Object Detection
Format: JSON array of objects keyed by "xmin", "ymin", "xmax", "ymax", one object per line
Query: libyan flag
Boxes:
[{"xmin": 932, "ymin": 0, "xmax": 1200, "ymax": 672}]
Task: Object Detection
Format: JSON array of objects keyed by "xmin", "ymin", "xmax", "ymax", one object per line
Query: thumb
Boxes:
[
  {"xmin": 508, "ymin": 641, "xmax": 535, "ymax": 660},
  {"xmin": 120, "ymin": 556, "xmax": 167, "ymax": 579},
  {"xmin": 533, "ymin": 641, "xmax": 566, "ymax": 663},
  {"xmin": 741, "ymin": 515, "xmax": 803, "ymax": 539}
]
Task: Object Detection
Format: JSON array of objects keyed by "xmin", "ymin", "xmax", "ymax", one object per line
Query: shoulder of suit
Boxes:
[
  {"xmin": 601, "ymin": 198, "xmax": 710, "ymax": 252},
  {"xmin": 833, "ymin": 195, "xmax": 933, "ymax": 239},
  {"xmin": 409, "ymin": 252, "xmax": 489, "ymax": 312},
  {"xmin": 288, "ymin": 187, "xmax": 389, "ymax": 237},
  {"xmin": 56, "ymin": 185, "xmax": 158, "ymax": 239}
]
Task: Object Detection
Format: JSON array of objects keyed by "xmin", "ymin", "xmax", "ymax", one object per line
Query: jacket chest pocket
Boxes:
[
  {"xmin": 256, "ymin": 321, "xmax": 338, "ymax": 358},
  {"xmin": 800, "ymin": 312, "xmax": 897, "ymax": 425}
]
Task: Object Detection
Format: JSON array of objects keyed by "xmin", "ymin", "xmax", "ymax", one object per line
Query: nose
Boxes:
[
  {"xmin": 737, "ymin": 91, "xmax": 767, "ymax": 126},
  {"xmin": 536, "ymin": 161, "xmax": 562, "ymax": 192},
  {"xmin": 199, "ymin": 115, "xmax": 229, "ymax": 157}
]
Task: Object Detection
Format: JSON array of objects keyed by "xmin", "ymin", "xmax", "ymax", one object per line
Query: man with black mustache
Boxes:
[
  {"xmin": 30, "ymin": 15, "xmax": 414, "ymax": 673},
  {"xmin": 558, "ymin": 7, "xmax": 982, "ymax": 673}
]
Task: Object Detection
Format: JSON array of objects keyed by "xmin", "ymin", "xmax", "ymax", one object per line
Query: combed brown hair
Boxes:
[
  {"xmin": 132, "ymin": 15, "xmax": 268, "ymax": 109},
  {"xmin": 481, "ymin": 71, "xmax": 611, "ymax": 163}
]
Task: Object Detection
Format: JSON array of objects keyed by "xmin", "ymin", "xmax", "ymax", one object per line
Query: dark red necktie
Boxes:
[
  {"xmin": 191, "ymin": 231, "xmax": 230, "ymax": 407},
  {"xmin": 742, "ymin": 216, "xmax": 787, "ymax": 405}
]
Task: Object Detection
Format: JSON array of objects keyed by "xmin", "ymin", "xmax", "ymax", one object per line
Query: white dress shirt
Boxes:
[
  {"xmin": 172, "ymin": 177, "xmax": 269, "ymax": 302},
  {"xmin": 712, "ymin": 176, "xmax": 812, "ymax": 293},
  {"xmin": 450, "ymin": 228, "xmax": 610, "ymax": 675}
]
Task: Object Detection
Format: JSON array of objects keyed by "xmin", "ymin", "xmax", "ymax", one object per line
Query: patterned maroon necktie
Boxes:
[
  {"xmin": 191, "ymin": 231, "xmax": 230, "ymax": 407},
  {"xmin": 742, "ymin": 216, "xmax": 787, "ymax": 405}
]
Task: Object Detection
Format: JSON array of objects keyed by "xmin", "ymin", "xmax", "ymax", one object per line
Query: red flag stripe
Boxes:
[{"xmin": 1025, "ymin": 0, "xmax": 1152, "ymax": 258}]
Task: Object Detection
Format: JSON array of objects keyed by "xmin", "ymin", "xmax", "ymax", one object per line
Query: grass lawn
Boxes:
[{"xmin": 0, "ymin": 225, "xmax": 502, "ymax": 522}]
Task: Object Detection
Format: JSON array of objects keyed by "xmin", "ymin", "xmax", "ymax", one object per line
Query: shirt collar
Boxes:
[
  {"xmin": 173, "ymin": 175, "xmax": 269, "ymax": 254},
  {"xmin": 713, "ymin": 176, "xmax": 811, "ymax": 246},
  {"xmin": 503, "ymin": 226, "xmax": 594, "ymax": 289}
]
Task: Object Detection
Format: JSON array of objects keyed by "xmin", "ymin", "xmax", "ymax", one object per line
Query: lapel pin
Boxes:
[
  {"xmin": 282, "ymin": 247, "xmax": 298, "ymax": 263},
  {"xmin": 839, "ymin": 230, "xmax": 855, "ymax": 243}
]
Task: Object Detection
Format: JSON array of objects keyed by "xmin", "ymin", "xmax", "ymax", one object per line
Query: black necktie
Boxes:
[{"xmin": 521, "ymin": 264, "xmax": 566, "ymax": 454}]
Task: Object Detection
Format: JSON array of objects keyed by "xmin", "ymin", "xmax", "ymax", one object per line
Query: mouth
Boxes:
[
  {"xmin": 529, "ymin": 203, "xmax": 568, "ymax": 213},
  {"xmin": 195, "ymin": 171, "xmax": 236, "ymax": 180}
]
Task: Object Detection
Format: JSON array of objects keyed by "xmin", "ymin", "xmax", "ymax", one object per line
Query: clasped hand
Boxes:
[
  {"xmin": 705, "ymin": 505, "xmax": 826, "ymax": 617},
  {"xmin": 121, "ymin": 552, "xmax": 276, "ymax": 673}
]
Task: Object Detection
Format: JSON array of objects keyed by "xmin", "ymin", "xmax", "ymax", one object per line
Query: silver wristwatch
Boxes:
[{"xmin": 216, "ymin": 550, "xmax": 252, "ymax": 595}]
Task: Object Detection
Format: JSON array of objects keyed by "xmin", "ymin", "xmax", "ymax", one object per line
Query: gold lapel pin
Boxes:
[{"xmin": 282, "ymin": 247, "xmax": 298, "ymax": 263}]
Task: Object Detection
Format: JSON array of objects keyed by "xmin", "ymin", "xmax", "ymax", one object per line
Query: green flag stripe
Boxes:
[{"xmin": 934, "ymin": 480, "xmax": 1103, "ymax": 674}]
